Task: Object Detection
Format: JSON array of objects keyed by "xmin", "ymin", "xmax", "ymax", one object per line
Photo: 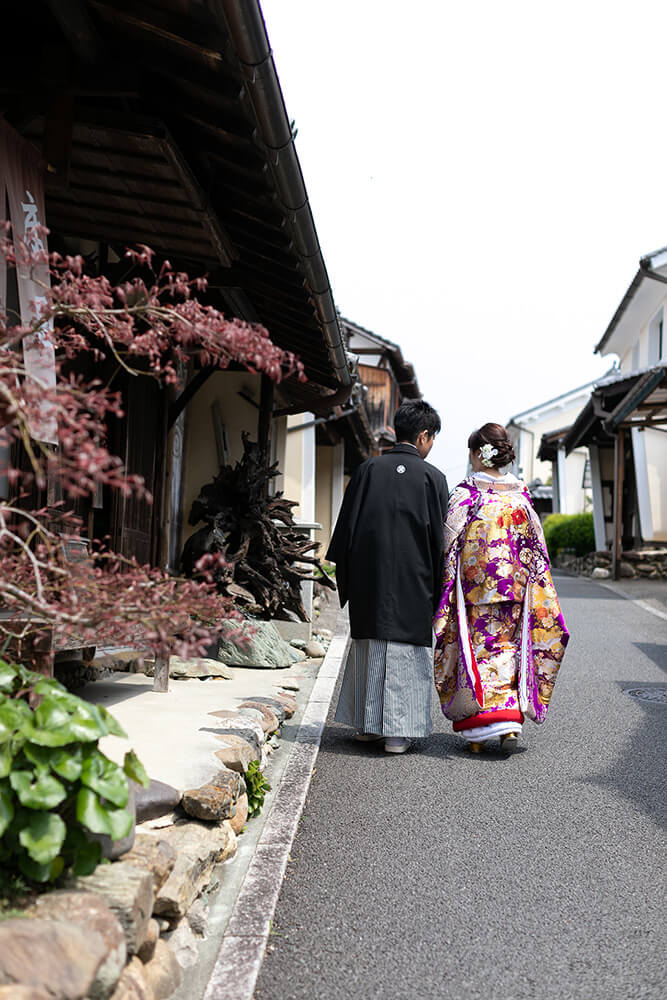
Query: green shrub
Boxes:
[
  {"xmin": 0, "ymin": 660, "xmax": 149, "ymax": 884},
  {"xmin": 244, "ymin": 759, "xmax": 271, "ymax": 818},
  {"xmin": 543, "ymin": 512, "xmax": 595, "ymax": 558}
]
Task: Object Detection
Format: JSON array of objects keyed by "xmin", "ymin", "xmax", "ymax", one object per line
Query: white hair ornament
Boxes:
[{"xmin": 479, "ymin": 443, "xmax": 499, "ymax": 468}]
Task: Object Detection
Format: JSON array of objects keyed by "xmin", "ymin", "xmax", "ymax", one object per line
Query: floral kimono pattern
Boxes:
[{"xmin": 433, "ymin": 477, "xmax": 569, "ymax": 727}]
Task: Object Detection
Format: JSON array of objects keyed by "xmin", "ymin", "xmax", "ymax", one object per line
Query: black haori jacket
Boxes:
[{"xmin": 326, "ymin": 444, "xmax": 449, "ymax": 647}]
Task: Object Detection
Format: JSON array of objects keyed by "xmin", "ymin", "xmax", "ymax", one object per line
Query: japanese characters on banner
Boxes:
[{"xmin": 0, "ymin": 118, "xmax": 57, "ymax": 443}]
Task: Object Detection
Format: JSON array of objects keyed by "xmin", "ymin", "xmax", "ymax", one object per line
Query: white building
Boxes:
[
  {"xmin": 506, "ymin": 382, "xmax": 596, "ymax": 515},
  {"xmin": 565, "ymin": 247, "xmax": 667, "ymax": 563}
]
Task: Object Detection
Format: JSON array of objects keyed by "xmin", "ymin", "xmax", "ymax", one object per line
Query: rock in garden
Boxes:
[
  {"xmin": 121, "ymin": 834, "xmax": 177, "ymax": 895},
  {"xmin": 229, "ymin": 792, "xmax": 249, "ymax": 835},
  {"xmin": 182, "ymin": 770, "xmax": 240, "ymax": 823},
  {"xmin": 591, "ymin": 567, "xmax": 611, "ymax": 579},
  {"xmin": 317, "ymin": 628, "xmax": 333, "ymax": 639},
  {"xmin": 141, "ymin": 939, "xmax": 182, "ymax": 999},
  {"xmin": 166, "ymin": 656, "xmax": 233, "ymax": 680},
  {"xmin": 214, "ymin": 733, "xmax": 258, "ymax": 773},
  {"xmin": 619, "ymin": 561, "xmax": 636, "ymax": 578},
  {"xmin": 216, "ymin": 619, "xmax": 302, "ymax": 668},
  {"xmin": 153, "ymin": 820, "xmax": 237, "ymax": 920},
  {"xmin": 165, "ymin": 919, "xmax": 199, "ymax": 969},
  {"xmin": 289, "ymin": 638, "xmax": 307, "ymax": 650},
  {"xmin": 135, "ymin": 780, "xmax": 181, "ymax": 824},
  {"xmin": 244, "ymin": 695, "xmax": 288, "ymax": 723},
  {"xmin": 109, "ymin": 957, "xmax": 153, "ymax": 1000},
  {"xmin": 0, "ymin": 918, "xmax": 106, "ymax": 999},
  {"xmin": 28, "ymin": 890, "xmax": 126, "ymax": 1000},
  {"xmin": 137, "ymin": 919, "xmax": 160, "ymax": 964},
  {"xmin": 274, "ymin": 693, "xmax": 298, "ymax": 718},
  {"xmin": 305, "ymin": 639, "xmax": 326, "ymax": 658},
  {"xmin": 238, "ymin": 701, "xmax": 280, "ymax": 733},
  {"xmin": 69, "ymin": 861, "xmax": 154, "ymax": 956}
]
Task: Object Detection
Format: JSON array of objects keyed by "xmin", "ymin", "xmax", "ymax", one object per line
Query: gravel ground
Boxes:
[{"xmin": 254, "ymin": 575, "xmax": 666, "ymax": 1000}]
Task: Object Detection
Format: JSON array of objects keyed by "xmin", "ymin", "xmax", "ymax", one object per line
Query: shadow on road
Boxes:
[
  {"xmin": 633, "ymin": 642, "xmax": 667, "ymax": 673},
  {"xmin": 582, "ymin": 681, "xmax": 667, "ymax": 832}
]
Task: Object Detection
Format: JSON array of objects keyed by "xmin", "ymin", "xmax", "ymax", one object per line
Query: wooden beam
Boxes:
[
  {"xmin": 168, "ymin": 368, "xmax": 216, "ymax": 429},
  {"xmin": 612, "ymin": 427, "xmax": 625, "ymax": 581},
  {"xmin": 45, "ymin": 0, "xmax": 103, "ymax": 64}
]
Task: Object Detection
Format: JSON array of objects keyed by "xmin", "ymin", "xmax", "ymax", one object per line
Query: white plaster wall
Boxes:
[
  {"xmin": 564, "ymin": 451, "xmax": 588, "ymax": 514},
  {"xmin": 643, "ymin": 427, "xmax": 667, "ymax": 540},
  {"xmin": 284, "ymin": 413, "xmax": 305, "ymax": 517}
]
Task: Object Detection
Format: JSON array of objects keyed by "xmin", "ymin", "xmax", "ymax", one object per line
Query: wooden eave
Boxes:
[{"xmin": 0, "ymin": 0, "xmax": 348, "ymax": 391}]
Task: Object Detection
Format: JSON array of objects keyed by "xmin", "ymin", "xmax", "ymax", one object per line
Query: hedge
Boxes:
[{"xmin": 542, "ymin": 512, "xmax": 595, "ymax": 559}]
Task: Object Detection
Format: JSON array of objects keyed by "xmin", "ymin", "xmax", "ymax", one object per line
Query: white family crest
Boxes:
[{"xmin": 396, "ymin": 464, "xmax": 406, "ymax": 474}]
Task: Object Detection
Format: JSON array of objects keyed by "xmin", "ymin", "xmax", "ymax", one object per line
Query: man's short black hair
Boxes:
[{"xmin": 393, "ymin": 399, "xmax": 441, "ymax": 443}]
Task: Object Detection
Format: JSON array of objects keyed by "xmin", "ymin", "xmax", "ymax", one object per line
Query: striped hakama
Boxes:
[{"xmin": 334, "ymin": 638, "xmax": 434, "ymax": 737}]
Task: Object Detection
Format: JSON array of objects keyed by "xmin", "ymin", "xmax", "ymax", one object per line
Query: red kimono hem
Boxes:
[{"xmin": 452, "ymin": 709, "xmax": 524, "ymax": 732}]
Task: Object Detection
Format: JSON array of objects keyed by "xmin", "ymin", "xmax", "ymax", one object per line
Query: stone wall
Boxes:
[{"xmin": 554, "ymin": 547, "xmax": 667, "ymax": 580}]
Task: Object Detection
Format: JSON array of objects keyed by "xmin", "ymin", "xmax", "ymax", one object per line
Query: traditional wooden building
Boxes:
[{"xmin": 1, "ymin": 1, "xmax": 354, "ymax": 574}]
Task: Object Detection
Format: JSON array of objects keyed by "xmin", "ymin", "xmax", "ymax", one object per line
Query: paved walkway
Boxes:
[{"xmin": 254, "ymin": 575, "xmax": 666, "ymax": 1000}]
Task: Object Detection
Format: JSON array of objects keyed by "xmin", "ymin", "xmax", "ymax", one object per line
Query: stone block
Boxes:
[
  {"xmin": 120, "ymin": 835, "xmax": 177, "ymax": 895},
  {"xmin": 591, "ymin": 567, "xmax": 610, "ymax": 579},
  {"xmin": 0, "ymin": 988, "xmax": 51, "ymax": 1000},
  {"xmin": 182, "ymin": 769, "xmax": 240, "ymax": 823},
  {"xmin": 137, "ymin": 919, "xmax": 160, "ymax": 964},
  {"xmin": 109, "ymin": 957, "xmax": 154, "ymax": 1000},
  {"xmin": 135, "ymin": 780, "xmax": 181, "ymax": 825},
  {"xmin": 165, "ymin": 919, "xmax": 199, "ymax": 970},
  {"xmin": 229, "ymin": 792, "xmax": 249, "ymax": 835},
  {"xmin": 274, "ymin": 692, "xmax": 298, "ymax": 718},
  {"xmin": 238, "ymin": 701, "xmax": 280, "ymax": 733},
  {"xmin": 141, "ymin": 940, "xmax": 182, "ymax": 999},
  {"xmin": 214, "ymin": 733, "xmax": 258, "ymax": 773},
  {"xmin": 0, "ymin": 918, "xmax": 106, "ymax": 999},
  {"xmin": 243, "ymin": 695, "xmax": 287, "ymax": 723},
  {"xmin": 28, "ymin": 890, "xmax": 126, "ymax": 1000},
  {"xmin": 68, "ymin": 862, "xmax": 154, "ymax": 957},
  {"xmin": 153, "ymin": 821, "xmax": 237, "ymax": 920}
]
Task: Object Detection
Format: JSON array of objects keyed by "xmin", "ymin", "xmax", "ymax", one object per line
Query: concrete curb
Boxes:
[{"xmin": 202, "ymin": 623, "xmax": 349, "ymax": 1000}]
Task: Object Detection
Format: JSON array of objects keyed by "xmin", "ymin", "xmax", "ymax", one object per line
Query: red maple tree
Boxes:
[{"xmin": 0, "ymin": 230, "xmax": 303, "ymax": 662}]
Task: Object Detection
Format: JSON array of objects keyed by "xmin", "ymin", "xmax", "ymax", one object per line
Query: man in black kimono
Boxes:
[{"xmin": 326, "ymin": 399, "xmax": 448, "ymax": 753}]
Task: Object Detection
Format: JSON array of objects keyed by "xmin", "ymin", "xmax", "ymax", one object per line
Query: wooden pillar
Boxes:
[
  {"xmin": 612, "ymin": 427, "xmax": 625, "ymax": 581},
  {"xmin": 153, "ymin": 652, "xmax": 170, "ymax": 693},
  {"xmin": 257, "ymin": 375, "xmax": 274, "ymax": 458}
]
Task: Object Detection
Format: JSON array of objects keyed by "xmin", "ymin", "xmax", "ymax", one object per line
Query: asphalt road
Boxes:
[{"xmin": 254, "ymin": 576, "xmax": 666, "ymax": 1000}]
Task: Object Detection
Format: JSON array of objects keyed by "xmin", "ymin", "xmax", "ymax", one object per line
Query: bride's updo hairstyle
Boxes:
[{"xmin": 468, "ymin": 422, "xmax": 516, "ymax": 469}]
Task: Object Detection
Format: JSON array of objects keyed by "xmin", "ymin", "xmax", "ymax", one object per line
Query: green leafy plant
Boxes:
[
  {"xmin": 543, "ymin": 512, "xmax": 595, "ymax": 559},
  {"xmin": 0, "ymin": 659, "xmax": 149, "ymax": 884},
  {"xmin": 244, "ymin": 759, "xmax": 271, "ymax": 818}
]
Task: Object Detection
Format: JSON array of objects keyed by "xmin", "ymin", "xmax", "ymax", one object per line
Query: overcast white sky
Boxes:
[{"xmin": 261, "ymin": 0, "xmax": 667, "ymax": 483}]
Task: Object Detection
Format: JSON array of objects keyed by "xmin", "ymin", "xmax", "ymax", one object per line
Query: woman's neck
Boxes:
[{"xmin": 474, "ymin": 467, "xmax": 504, "ymax": 479}]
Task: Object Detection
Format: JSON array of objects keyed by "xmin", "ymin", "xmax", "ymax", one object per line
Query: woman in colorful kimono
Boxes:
[{"xmin": 433, "ymin": 423, "xmax": 569, "ymax": 752}]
